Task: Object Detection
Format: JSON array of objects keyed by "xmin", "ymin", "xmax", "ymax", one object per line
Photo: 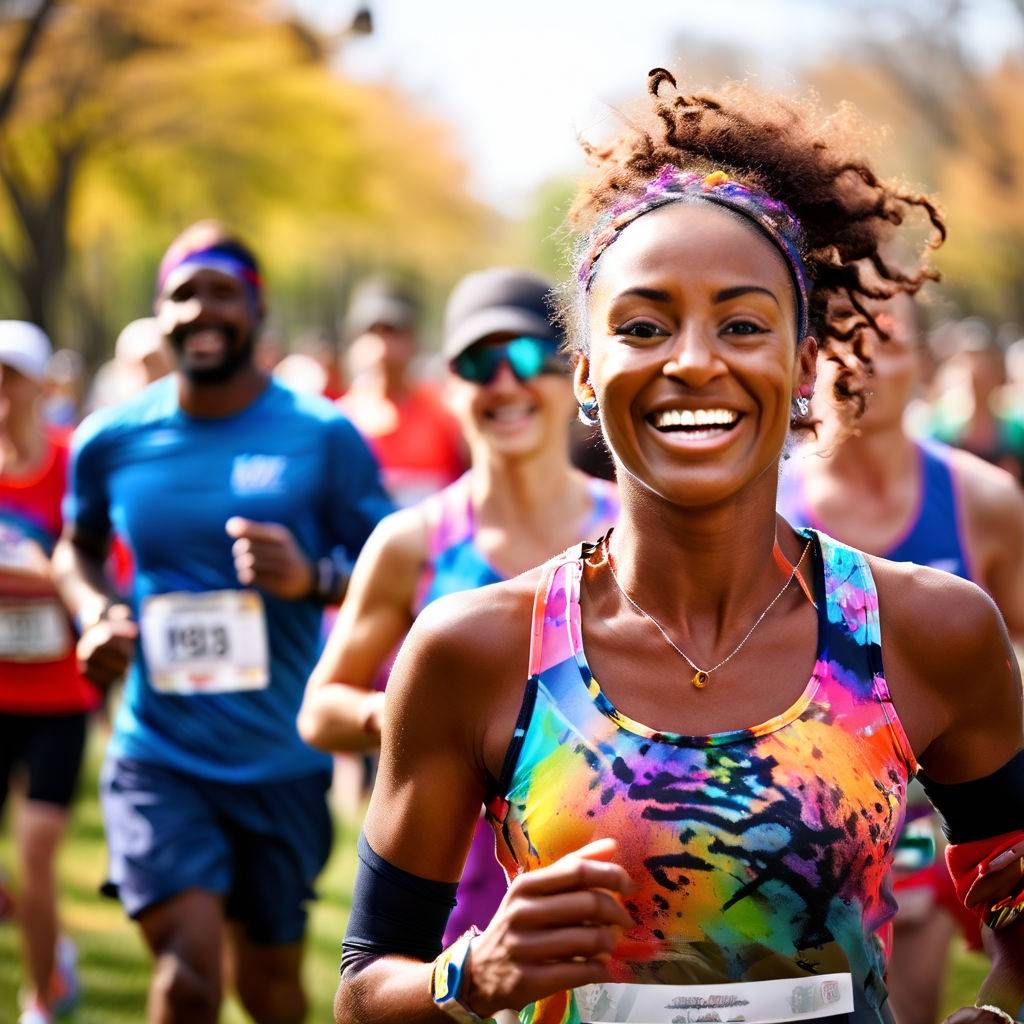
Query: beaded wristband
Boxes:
[{"xmin": 430, "ymin": 927, "xmax": 489, "ymax": 1022}]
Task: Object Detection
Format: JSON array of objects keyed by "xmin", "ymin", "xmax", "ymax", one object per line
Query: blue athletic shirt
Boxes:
[{"xmin": 64, "ymin": 376, "xmax": 394, "ymax": 783}]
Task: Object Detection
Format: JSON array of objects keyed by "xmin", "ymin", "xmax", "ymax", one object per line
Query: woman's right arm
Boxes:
[
  {"xmin": 297, "ymin": 508, "xmax": 425, "ymax": 752},
  {"xmin": 334, "ymin": 583, "xmax": 635, "ymax": 1023}
]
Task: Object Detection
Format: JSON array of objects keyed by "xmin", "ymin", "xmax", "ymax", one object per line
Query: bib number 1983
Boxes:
[{"xmin": 141, "ymin": 590, "xmax": 269, "ymax": 695}]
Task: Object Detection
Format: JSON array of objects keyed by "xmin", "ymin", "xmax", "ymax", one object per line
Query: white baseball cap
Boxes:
[{"xmin": 0, "ymin": 320, "xmax": 52, "ymax": 383}]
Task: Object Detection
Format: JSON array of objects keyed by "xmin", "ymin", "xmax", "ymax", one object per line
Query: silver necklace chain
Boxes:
[{"xmin": 604, "ymin": 536, "xmax": 812, "ymax": 687}]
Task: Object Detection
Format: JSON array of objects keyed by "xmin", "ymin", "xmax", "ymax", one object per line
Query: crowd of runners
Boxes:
[{"xmin": 0, "ymin": 67, "xmax": 1023, "ymax": 1024}]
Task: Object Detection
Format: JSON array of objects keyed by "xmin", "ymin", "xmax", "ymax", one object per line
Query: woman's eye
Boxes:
[
  {"xmin": 723, "ymin": 320, "xmax": 767, "ymax": 336},
  {"xmin": 615, "ymin": 321, "xmax": 666, "ymax": 340}
]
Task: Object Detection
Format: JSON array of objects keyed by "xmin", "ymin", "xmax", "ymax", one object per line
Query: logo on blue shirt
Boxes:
[{"xmin": 231, "ymin": 455, "xmax": 287, "ymax": 496}]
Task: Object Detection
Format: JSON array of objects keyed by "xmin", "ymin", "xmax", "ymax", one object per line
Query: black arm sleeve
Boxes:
[
  {"xmin": 340, "ymin": 832, "xmax": 459, "ymax": 977},
  {"xmin": 919, "ymin": 748, "xmax": 1024, "ymax": 844}
]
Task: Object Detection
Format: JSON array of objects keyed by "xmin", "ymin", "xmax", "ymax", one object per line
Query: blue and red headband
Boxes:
[
  {"xmin": 579, "ymin": 167, "xmax": 811, "ymax": 338},
  {"xmin": 156, "ymin": 236, "xmax": 262, "ymax": 301}
]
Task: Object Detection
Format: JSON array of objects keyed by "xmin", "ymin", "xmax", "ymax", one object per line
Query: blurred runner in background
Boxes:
[
  {"xmin": 779, "ymin": 292, "xmax": 1024, "ymax": 1024},
  {"xmin": 292, "ymin": 329, "xmax": 343, "ymax": 401},
  {"xmin": 927, "ymin": 318, "xmax": 1024, "ymax": 483},
  {"xmin": 87, "ymin": 317, "xmax": 170, "ymax": 412},
  {"xmin": 53, "ymin": 221, "xmax": 392, "ymax": 1024},
  {"xmin": 339, "ymin": 278, "xmax": 465, "ymax": 507},
  {"xmin": 42, "ymin": 349, "xmax": 86, "ymax": 429},
  {"xmin": 299, "ymin": 267, "xmax": 617, "ymax": 960},
  {"xmin": 0, "ymin": 322, "xmax": 97, "ymax": 1024}
]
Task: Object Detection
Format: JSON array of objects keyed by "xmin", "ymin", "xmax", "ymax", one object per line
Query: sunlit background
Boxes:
[
  {"xmin": 1, "ymin": 0, "xmax": 1023, "ymax": 364},
  {"xmin": 1, "ymin": 2, "xmax": 1022, "ymax": 1021}
]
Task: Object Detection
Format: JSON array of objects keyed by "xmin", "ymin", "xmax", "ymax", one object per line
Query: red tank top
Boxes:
[{"xmin": 0, "ymin": 427, "xmax": 97, "ymax": 713}]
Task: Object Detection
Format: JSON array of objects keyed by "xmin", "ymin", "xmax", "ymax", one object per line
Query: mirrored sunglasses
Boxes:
[{"xmin": 451, "ymin": 336, "xmax": 566, "ymax": 385}]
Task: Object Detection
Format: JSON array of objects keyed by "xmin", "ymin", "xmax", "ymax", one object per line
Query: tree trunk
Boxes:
[
  {"xmin": 0, "ymin": 0, "xmax": 59, "ymax": 130},
  {"xmin": 1, "ymin": 142, "xmax": 77, "ymax": 338}
]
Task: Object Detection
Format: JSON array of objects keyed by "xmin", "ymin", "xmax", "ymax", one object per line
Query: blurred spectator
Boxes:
[
  {"xmin": 292, "ymin": 329, "xmax": 343, "ymax": 400},
  {"xmin": 274, "ymin": 352, "xmax": 328, "ymax": 396},
  {"xmin": 42, "ymin": 350, "xmax": 86, "ymax": 429},
  {"xmin": 255, "ymin": 330, "xmax": 285, "ymax": 374},
  {"xmin": 339, "ymin": 277, "xmax": 465, "ymax": 506},
  {"xmin": 927, "ymin": 318, "xmax": 1024, "ymax": 482},
  {"xmin": 86, "ymin": 318, "xmax": 170, "ymax": 411}
]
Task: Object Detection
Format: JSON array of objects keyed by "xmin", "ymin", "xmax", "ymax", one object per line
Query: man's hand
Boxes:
[
  {"xmin": 77, "ymin": 603, "xmax": 137, "ymax": 688},
  {"xmin": 226, "ymin": 517, "xmax": 314, "ymax": 600}
]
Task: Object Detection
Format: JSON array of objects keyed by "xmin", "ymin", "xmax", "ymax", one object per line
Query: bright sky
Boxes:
[{"xmin": 297, "ymin": 0, "xmax": 1022, "ymax": 214}]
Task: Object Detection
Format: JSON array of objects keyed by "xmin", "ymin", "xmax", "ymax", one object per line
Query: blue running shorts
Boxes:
[{"xmin": 100, "ymin": 756, "xmax": 332, "ymax": 945}]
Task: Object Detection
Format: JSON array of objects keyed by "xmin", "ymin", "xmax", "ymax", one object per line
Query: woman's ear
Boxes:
[
  {"xmin": 796, "ymin": 335, "xmax": 818, "ymax": 397},
  {"xmin": 573, "ymin": 354, "xmax": 594, "ymax": 406}
]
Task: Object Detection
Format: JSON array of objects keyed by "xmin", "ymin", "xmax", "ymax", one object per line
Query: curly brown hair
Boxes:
[{"xmin": 566, "ymin": 69, "xmax": 945, "ymax": 414}]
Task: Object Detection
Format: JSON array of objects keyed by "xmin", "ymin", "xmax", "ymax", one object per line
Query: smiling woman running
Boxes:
[{"xmin": 335, "ymin": 72, "xmax": 1024, "ymax": 1024}]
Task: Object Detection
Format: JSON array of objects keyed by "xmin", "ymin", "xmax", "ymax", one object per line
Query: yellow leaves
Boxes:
[
  {"xmin": 808, "ymin": 51, "xmax": 1024, "ymax": 321},
  {"xmin": 0, "ymin": 0, "xmax": 496, "ymax": 341}
]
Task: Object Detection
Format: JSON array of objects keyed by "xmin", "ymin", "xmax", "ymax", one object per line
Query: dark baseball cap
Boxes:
[
  {"xmin": 345, "ymin": 278, "xmax": 418, "ymax": 337},
  {"xmin": 443, "ymin": 267, "xmax": 560, "ymax": 361}
]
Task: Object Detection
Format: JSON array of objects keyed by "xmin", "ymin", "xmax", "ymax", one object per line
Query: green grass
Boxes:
[
  {"xmin": 0, "ymin": 733, "xmax": 357, "ymax": 1023},
  {"xmin": 0, "ymin": 735, "xmax": 990, "ymax": 1022}
]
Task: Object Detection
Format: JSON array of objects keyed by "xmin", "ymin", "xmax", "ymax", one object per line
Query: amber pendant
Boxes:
[{"xmin": 692, "ymin": 670, "xmax": 710, "ymax": 689}]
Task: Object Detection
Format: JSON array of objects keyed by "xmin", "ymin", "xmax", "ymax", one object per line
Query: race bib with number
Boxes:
[
  {"xmin": 0, "ymin": 598, "xmax": 71, "ymax": 662},
  {"xmin": 573, "ymin": 973, "xmax": 854, "ymax": 1024},
  {"xmin": 140, "ymin": 589, "xmax": 269, "ymax": 695}
]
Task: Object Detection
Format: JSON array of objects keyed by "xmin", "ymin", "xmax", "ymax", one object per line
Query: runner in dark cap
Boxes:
[{"xmin": 300, "ymin": 267, "xmax": 617, "ymax": 979}]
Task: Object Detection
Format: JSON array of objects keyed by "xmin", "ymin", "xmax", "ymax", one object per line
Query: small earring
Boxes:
[
  {"xmin": 794, "ymin": 395, "xmax": 810, "ymax": 418},
  {"xmin": 578, "ymin": 395, "xmax": 600, "ymax": 426}
]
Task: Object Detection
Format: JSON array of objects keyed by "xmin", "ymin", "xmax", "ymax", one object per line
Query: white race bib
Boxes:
[
  {"xmin": 0, "ymin": 599, "xmax": 71, "ymax": 662},
  {"xmin": 573, "ymin": 973, "xmax": 854, "ymax": 1024},
  {"xmin": 141, "ymin": 589, "xmax": 269, "ymax": 695}
]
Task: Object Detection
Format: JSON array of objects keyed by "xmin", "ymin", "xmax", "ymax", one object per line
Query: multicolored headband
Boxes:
[
  {"xmin": 156, "ymin": 239, "xmax": 262, "ymax": 301},
  {"xmin": 579, "ymin": 167, "xmax": 811, "ymax": 338}
]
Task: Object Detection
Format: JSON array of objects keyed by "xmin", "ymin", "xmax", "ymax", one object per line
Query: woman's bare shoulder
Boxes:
[
  {"xmin": 384, "ymin": 566, "xmax": 550, "ymax": 782},
  {"xmin": 404, "ymin": 566, "xmax": 546, "ymax": 679}
]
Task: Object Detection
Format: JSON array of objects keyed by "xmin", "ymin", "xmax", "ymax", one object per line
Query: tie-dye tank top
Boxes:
[
  {"xmin": 486, "ymin": 530, "xmax": 916, "ymax": 1024},
  {"xmin": 414, "ymin": 471, "xmax": 619, "ymax": 945}
]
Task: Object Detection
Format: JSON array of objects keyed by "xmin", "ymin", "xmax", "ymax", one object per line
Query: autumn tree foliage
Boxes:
[
  {"xmin": 0, "ymin": 0, "xmax": 496, "ymax": 359},
  {"xmin": 808, "ymin": 0, "xmax": 1024, "ymax": 323}
]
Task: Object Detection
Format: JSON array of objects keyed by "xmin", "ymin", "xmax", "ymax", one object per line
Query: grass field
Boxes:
[{"xmin": 0, "ymin": 735, "xmax": 991, "ymax": 1023}]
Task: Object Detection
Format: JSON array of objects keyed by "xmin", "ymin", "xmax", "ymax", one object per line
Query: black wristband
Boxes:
[
  {"xmin": 309, "ymin": 552, "xmax": 349, "ymax": 605},
  {"xmin": 920, "ymin": 748, "xmax": 1024, "ymax": 844}
]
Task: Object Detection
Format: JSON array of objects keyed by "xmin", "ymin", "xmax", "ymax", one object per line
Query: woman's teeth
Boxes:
[{"xmin": 650, "ymin": 408, "xmax": 739, "ymax": 432}]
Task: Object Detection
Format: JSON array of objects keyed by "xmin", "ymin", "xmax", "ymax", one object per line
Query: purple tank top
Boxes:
[{"xmin": 778, "ymin": 440, "xmax": 973, "ymax": 582}]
